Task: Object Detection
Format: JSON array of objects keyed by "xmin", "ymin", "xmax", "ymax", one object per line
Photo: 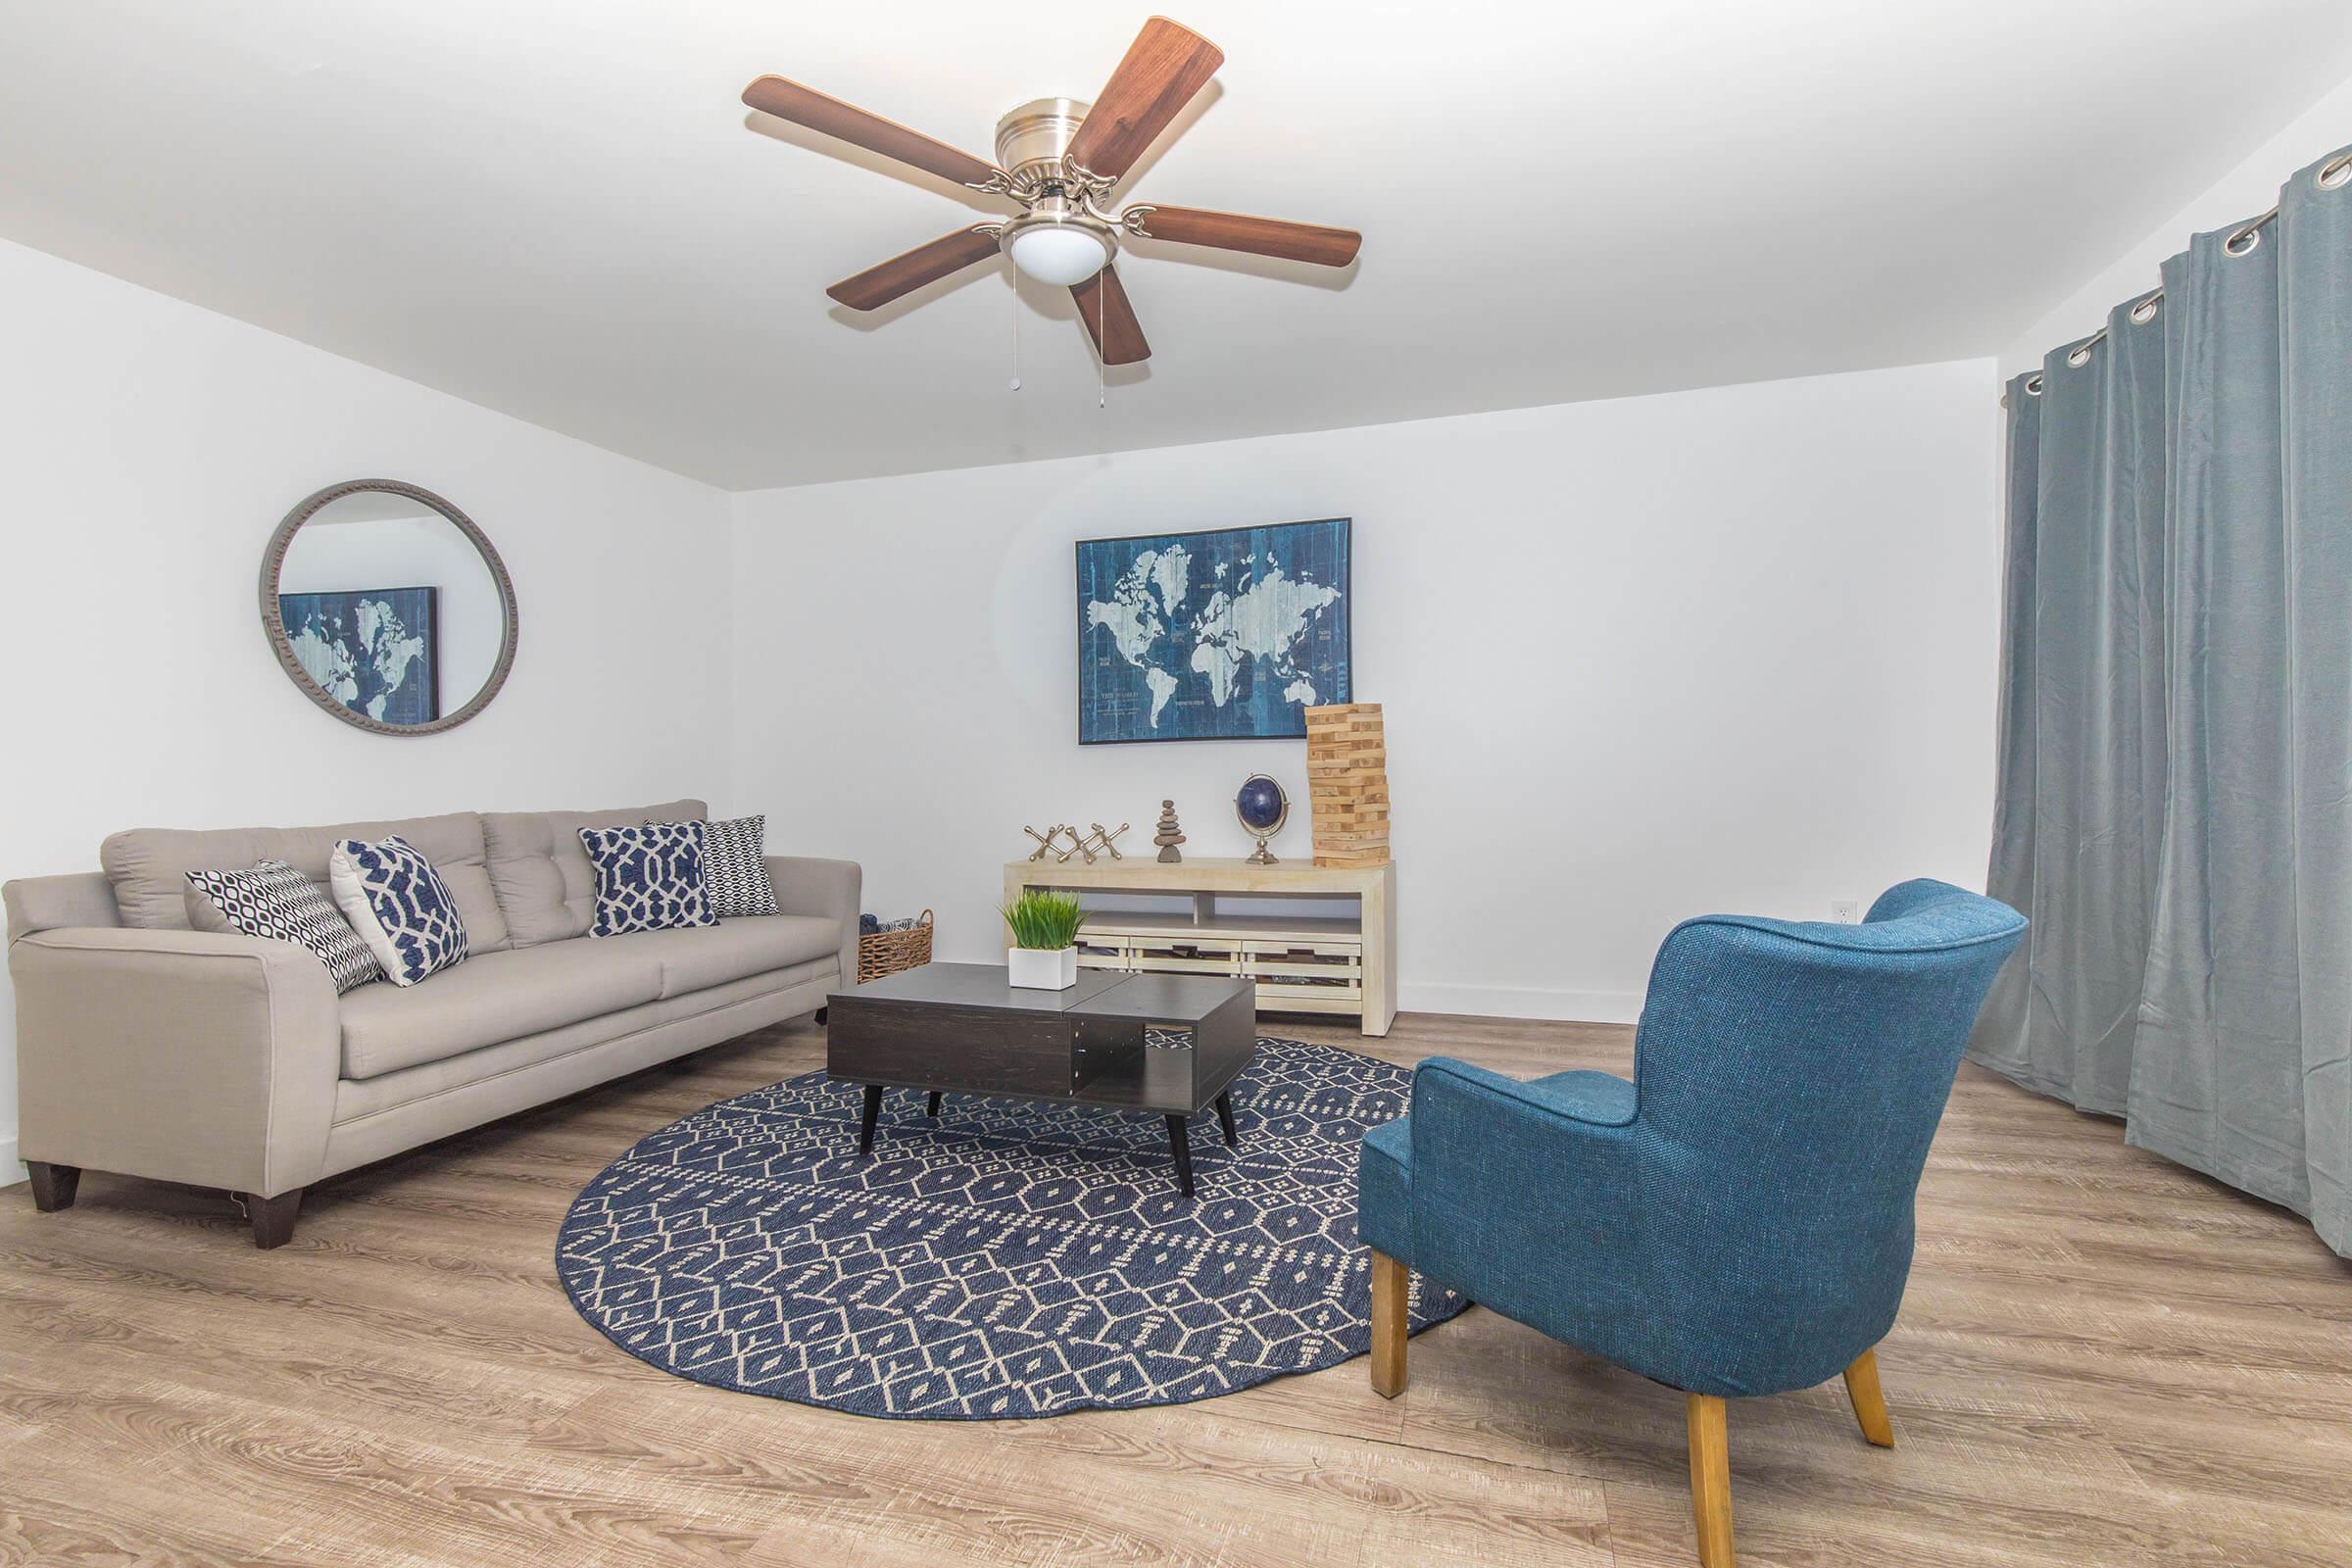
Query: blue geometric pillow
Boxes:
[
  {"xmin": 579, "ymin": 820, "xmax": 717, "ymax": 937},
  {"xmin": 327, "ymin": 834, "xmax": 470, "ymax": 987}
]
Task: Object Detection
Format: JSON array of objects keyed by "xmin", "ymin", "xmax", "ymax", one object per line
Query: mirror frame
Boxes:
[{"xmin": 260, "ymin": 478, "xmax": 518, "ymax": 737}]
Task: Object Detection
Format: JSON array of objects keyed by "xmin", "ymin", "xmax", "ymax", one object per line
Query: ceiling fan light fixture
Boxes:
[
  {"xmin": 747, "ymin": 18, "xmax": 1361, "ymax": 367},
  {"xmin": 1002, "ymin": 211, "xmax": 1116, "ymax": 286}
]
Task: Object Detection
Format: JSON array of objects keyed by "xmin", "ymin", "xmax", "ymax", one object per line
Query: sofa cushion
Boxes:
[
  {"xmin": 482, "ymin": 800, "xmax": 707, "ymax": 949},
  {"xmin": 330, "ymin": 835, "xmax": 470, "ymax": 987},
  {"xmin": 614, "ymin": 915, "xmax": 841, "ymax": 999},
  {"xmin": 701, "ymin": 814, "xmax": 779, "ymax": 917},
  {"xmin": 328, "ymin": 959, "xmax": 835, "ymax": 1129},
  {"xmin": 337, "ymin": 939, "xmax": 662, "ymax": 1079},
  {"xmin": 581, "ymin": 820, "xmax": 718, "ymax": 937},
  {"xmin": 103, "ymin": 811, "xmax": 510, "ymax": 953},
  {"xmin": 184, "ymin": 860, "xmax": 384, "ymax": 995}
]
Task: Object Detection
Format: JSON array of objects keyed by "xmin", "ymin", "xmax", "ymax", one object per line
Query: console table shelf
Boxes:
[{"xmin": 1003, "ymin": 858, "xmax": 1396, "ymax": 1037}]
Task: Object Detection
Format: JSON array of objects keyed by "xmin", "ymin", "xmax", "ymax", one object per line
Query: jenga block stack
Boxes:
[{"xmin": 1305, "ymin": 703, "xmax": 1391, "ymax": 867}]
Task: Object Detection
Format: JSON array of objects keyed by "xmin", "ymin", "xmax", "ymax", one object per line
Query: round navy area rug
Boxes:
[{"xmin": 557, "ymin": 1036, "xmax": 1465, "ymax": 1419}]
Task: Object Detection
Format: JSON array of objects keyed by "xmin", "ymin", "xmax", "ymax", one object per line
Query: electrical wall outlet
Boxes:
[{"xmin": 1829, "ymin": 899, "xmax": 1861, "ymax": 923}]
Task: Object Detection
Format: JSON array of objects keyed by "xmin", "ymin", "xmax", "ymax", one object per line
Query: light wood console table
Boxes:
[{"xmin": 1003, "ymin": 857, "xmax": 1397, "ymax": 1037}]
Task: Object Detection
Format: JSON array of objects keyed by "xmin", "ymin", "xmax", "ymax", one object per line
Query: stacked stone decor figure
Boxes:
[
  {"xmin": 1305, "ymin": 704, "xmax": 1391, "ymax": 867},
  {"xmin": 1153, "ymin": 801, "xmax": 1186, "ymax": 863}
]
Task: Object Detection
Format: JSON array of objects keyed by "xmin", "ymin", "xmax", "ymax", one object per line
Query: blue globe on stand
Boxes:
[{"xmin": 1236, "ymin": 773, "xmax": 1289, "ymax": 864}]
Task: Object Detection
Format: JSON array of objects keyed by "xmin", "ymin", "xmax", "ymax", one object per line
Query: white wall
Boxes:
[
  {"xmin": 730, "ymin": 359, "xmax": 2002, "ymax": 1025},
  {"xmin": 0, "ymin": 239, "xmax": 737, "ymax": 1183},
  {"xmin": 2001, "ymin": 74, "xmax": 2352, "ymax": 374}
]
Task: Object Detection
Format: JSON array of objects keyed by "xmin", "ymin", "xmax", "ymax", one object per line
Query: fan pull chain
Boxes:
[
  {"xmin": 1098, "ymin": 280, "xmax": 1107, "ymax": 410},
  {"xmin": 1008, "ymin": 294, "xmax": 1022, "ymax": 392}
]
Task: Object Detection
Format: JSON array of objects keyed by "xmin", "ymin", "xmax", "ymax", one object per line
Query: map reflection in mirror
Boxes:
[
  {"xmin": 1076, "ymin": 517, "xmax": 1351, "ymax": 745},
  {"xmin": 266, "ymin": 483, "xmax": 514, "ymax": 733}
]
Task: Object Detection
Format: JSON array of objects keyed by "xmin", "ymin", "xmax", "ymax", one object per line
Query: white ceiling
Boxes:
[{"xmin": 6, "ymin": 1, "xmax": 2350, "ymax": 490}]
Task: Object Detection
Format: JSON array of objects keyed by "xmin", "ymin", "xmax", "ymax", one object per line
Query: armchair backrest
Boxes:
[{"xmin": 1631, "ymin": 878, "xmax": 2025, "ymax": 1391}]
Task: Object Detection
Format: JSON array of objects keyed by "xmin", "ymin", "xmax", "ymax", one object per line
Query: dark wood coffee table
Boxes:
[{"xmin": 824, "ymin": 963, "xmax": 1256, "ymax": 1197}]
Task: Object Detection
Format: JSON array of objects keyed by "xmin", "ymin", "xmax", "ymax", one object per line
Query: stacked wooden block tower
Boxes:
[{"xmin": 1304, "ymin": 703, "xmax": 1392, "ymax": 867}]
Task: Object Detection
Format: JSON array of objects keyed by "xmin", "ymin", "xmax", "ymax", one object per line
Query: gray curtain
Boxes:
[{"xmin": 1977, "ymin": 145, "xmax": 2352, "ymax": 1258}]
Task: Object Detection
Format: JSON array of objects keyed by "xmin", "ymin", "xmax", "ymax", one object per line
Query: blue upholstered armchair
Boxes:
[{"xmin": 1357, "ymin": 879, "xmax": 2026, "ymax": 1568}]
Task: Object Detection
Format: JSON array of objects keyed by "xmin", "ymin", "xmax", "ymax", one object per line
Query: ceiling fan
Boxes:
[{"xmin": 741, "ymin": 17, "xmax": 1361, "ymax": 367}]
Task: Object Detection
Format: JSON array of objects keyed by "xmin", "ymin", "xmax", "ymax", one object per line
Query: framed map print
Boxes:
[
  {"xmin": 278, "ymin": 586, "xmax": 440, "ymax": 727},
  {"xmin": 1076, "ymin": 517, "xmax": 1351, "ymax": 745}
]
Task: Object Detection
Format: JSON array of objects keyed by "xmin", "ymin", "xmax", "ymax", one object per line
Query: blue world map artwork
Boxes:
[
  {"xmin": 1077, "ymin": 518, "xmax": 1350, "ymax": 744},
  {"xmin": 279, "ymin": 586, "xmax": 440, "ymax": 726}
]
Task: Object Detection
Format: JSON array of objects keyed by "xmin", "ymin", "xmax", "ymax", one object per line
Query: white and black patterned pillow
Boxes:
[
  {"xmin": 579, "ymin": 820, "xmax": 717, "ymax": 936},
  {"xmin": 699, "ymin": 814, "xmax": 777, "ymax": 918},
  {"xmin": 185, "ymin": 860, "xmax": 383, "ymax": 994},
  {"xmin": 328, "ymin": 834, "xmax": 470, "ymax": 987}
]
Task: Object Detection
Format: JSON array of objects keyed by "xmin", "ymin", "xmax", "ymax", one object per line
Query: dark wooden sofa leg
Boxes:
[
  {"xmin": 245, "ymin": 1189, "xmax": 304, "ymax": 1250},
  {"xmin": 813, "ymin": 1006, "xmax": 829, "ymax": 1026},
  {"xmin": 26, "ymin": 1161, "xmax": 81, "ymax": 1212}
]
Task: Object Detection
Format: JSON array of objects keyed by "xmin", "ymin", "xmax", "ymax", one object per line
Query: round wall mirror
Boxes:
[{"xmin": 261, "ymin": 479, "xmax": 517, "ymax": 735}]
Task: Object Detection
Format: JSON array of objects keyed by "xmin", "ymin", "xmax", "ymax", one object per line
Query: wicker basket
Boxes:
[{"xmin": 857, "ymin": 909, "xmax": 934, "ymax": 984}]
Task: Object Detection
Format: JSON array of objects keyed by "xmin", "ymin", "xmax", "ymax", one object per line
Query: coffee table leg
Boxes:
[
  {"xmin": 1215, "ymin": 1092, "xmax": 1238, "ymax": 1148},
  {"xmin": 926, "ymin": 1090, "xmax": 943, "ymax": 1119},
  {"xmin": 1165, "ymin": 1114, "xmax": 1195, "ymax": 1198},
  {"xmin": 858, "ymin": 1084, "xmax": 883, "ymax": 1154}
]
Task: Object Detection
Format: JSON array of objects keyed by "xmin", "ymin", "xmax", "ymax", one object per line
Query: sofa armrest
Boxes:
[
  {"xmin": 7, "ymin": 926, "xmax": 341, "ymax": 1196},
  {"xmin": 763, "ymin": 857, "xmax": 861, "ymax": 989}
]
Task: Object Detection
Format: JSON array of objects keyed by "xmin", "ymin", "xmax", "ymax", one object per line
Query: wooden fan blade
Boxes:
[
  {"xmin": 743, "ymin": 75, "xmax": 1000, "ymax": 190},
  {"xmin": 1071, "ymin": 267, "xmax": 1150, "ymax": 365},
  {"xmin": 827, "ymin": 227, "xmax": 1003, "ymax": 311},
  {"xmin": 1127, "ymin": 205, "xmax": 1361, "ymax": 267},
  {"xmin": 1062, "ymin": 18, "xmax": 1223, "ymax": 182}
]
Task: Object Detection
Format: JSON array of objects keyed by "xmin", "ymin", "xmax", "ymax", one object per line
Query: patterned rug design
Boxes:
[{"xmin": 557, "ymin": 1035, "xmax": 1465, "ymax": 1419}]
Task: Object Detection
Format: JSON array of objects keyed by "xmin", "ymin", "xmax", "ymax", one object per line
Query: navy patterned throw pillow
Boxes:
[
  {"xmin": 328, "ymin": 834, "xmax": 470, "ymax": 987},
  {"xmin": 579, "ymin": 820, "xmax": 718, "ymax": 937},
  {"xmin": 185, "ymin": 860, "xmax": 384, "ymax": 994},
  {"xmin": 699, "ymin": 813, "xmax": 778, "ymax": 918}
]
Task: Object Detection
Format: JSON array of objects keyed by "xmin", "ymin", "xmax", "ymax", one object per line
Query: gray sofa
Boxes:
[{"xmin": 3, "ymin": 798, "xmax": 857, "ymax": 1248}]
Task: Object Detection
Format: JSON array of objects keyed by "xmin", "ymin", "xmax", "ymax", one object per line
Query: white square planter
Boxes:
[{"xmin": 1006, "ymin": 946, "xmax": 1079, "ymax": 990}]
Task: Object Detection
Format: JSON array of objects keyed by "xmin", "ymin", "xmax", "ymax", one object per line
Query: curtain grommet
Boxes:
[
  {"xmin": 2067, "ymin": 344, "xmax": 2093, "ymax": 368},
  {"xmin": 2024, "ymin": 373, "xmax": 2043, "ymax": 396},
  {"xmin": 2320, "ymin": 153, "xmax": 2351, "ymax": 191},
  {"xmin": 2130, "ymin": 292, "xmax": 2161, "ymax": 325},
  {"xmin": 2225, "ymin": 223, "xmax": 2263, "ymax": 258}
]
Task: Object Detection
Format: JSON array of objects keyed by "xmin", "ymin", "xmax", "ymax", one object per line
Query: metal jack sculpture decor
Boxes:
[
  {"xmin": 1022, "ymin": 821, "xmax": 1129, "ymax": 864},
  {"xmin": 1022, "ymin": 823, "xmax": 1072, "ymax": 862}
]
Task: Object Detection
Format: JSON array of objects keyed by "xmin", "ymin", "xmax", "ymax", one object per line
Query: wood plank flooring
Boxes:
[{"xmin": 2, "ymin": 1012, "xmax": 2347, "ymax": 1566}]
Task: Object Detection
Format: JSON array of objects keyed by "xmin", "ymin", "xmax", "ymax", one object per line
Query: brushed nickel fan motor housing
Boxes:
[
  {"xmin": 994, "ymin": 96, "xmax": 1093, "ymax": 188},
  {"xmin": 992, "ymin": 98, "xmax": 1120, "ymax": 272}
]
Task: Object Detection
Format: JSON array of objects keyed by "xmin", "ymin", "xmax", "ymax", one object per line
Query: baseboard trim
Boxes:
[
  {"xmin": 1396, "ymin": 983, "xmax": 1642, "ymax": 1025},
  {"xmin": 0, "ymin": 1135, "xmax": 23, "ymax": 1191}
]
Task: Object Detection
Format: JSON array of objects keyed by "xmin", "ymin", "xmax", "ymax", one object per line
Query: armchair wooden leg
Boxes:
[
  {"xmin": 26, "ymin": 1161, "xmax": 81, "ymax": 1212},
  {"xmin": 1369, "ymin": 1250, "xmax": 1408, "ymax": 1398},
  {"xmin": 1842, "ymin": 1348, "xmax": 1895, "ymax": 1447},
  {"xmin": 1687, "ymin": 1394, "xmax": 1736, "ymax": 1568},
  {"xmin": 244, "ymin": 1189, "xmax": 304, "ymax": 1250}
]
